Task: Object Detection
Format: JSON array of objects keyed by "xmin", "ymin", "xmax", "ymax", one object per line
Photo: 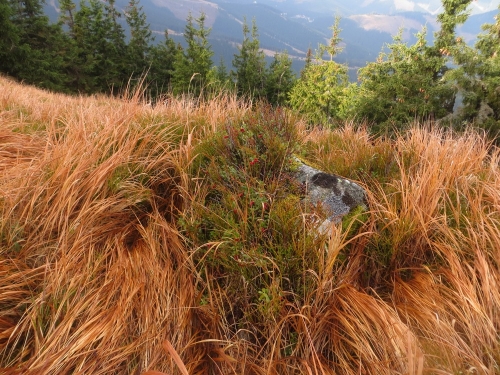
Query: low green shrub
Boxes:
[{"xmin": 180, "ymin": 105, "xmax": 328, "ymax": 339}]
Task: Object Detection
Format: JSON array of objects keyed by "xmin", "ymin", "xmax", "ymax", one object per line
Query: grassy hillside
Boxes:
[{"xmin": 1, "ymin": 76, "xmax": 499, "ymax": 374}]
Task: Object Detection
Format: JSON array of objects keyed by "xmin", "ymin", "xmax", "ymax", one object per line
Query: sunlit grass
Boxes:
[{"xmin": 1, "ymin": 75, "xmax": 499, "ymax": 374}]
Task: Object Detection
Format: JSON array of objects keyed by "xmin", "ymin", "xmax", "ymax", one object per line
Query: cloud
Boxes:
[
  {"xmin": 417, "ymin": 2, "xmax": 441, "ymax": 15},
  {"xmin": 350, "ymin": 14, "xmax": 422, "ymax": 36},
  {"xmin": 394, "ymin": 0, "xmax": 415, "ymax": 11}
]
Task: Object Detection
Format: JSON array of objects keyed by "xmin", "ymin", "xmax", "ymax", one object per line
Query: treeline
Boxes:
[
  {"xmin": 0, "ymin": 0, "xmax": 294, "ymax": 103},
  {"xmin": 0, "ymin": 0, "xmax": 499, "ymax": 135}
]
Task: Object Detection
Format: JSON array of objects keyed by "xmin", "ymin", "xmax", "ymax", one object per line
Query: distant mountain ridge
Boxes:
[{"xmin": 233, "ymin": 0, "xmax": 498, "ymax": 16}]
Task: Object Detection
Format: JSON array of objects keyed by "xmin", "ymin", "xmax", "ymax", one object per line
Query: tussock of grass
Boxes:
[{"xmin": 1, "ymin": 76, "xmax": 499, "ymax": 374}]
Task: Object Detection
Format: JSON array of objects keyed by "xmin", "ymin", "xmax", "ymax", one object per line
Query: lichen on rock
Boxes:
[{"xmin": 293, "ymin": 157, "xmax": 367, "ymax": 233}]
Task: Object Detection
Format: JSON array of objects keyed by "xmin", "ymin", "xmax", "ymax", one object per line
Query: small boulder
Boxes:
[{"xmin": 293, "ymin": 157, "xmax": 367, "ymax": 233}]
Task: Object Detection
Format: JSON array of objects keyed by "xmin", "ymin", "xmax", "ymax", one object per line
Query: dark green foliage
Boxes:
[
  {"xmin": 2, "ymin": 0, "xmax": 500, "ymax": 142},
  {"xmin": 287, "ymin": 2, "xmax": 500, "ymax": 138},
  {"xmin": 301, "ymin": 47, "xmax": 313, "ymax": 77},
  {"xmin": 72, "ymin": 0, "xmax": 106, "ymax": 92},
  {"xmin": 265, "ymin": 51, "xmax": 296, "ymax": 106},
  {"xmin": 474, "ymin": 8, "xmax": 500, "ymax": 133},
  {"xmin": 171, "ymin": 12, "xmax": 213, "ymax": 97},
  {"xmin": 0, "ymin": 0, "xmax": 20, "ymax": 75},
  {"xmin": 124, "ymin": 0, "xmax": 153, "ymax": 82},
  {"xmin": 61, "ymin": 0, "xmax": 126, "ymax": 93},
  {"xmin": 348, "ymin": 2, "xmax": 477, "ymax": 133},
  {"xmin": 5, "ymin": 0, "xmax": 68, "ymax": 91},
  {"xmin": 445, "ymin": 5, "xmax": 500, "ymax": 136},
  {"xmin": 289, "ymin": 61, "xmax": 352, "ymax": 125},
  {"xmin": 288, "ymin": 17, "xmax": 354, "ymax": 124},
  {"xmin": 354, "ymin": 30, "xmax": 455, "ymax": 133},
  {"xmin": 434, "ymin": 0, "xmax": 472, "ymax": 51},
  {"xmin": 148, "ymin": 31, "xmax": 178, "ymax": 98},
  {"xmin": 232, "ymin": 18, "xmax": 267, "ymax": 99},
  {"xmin": 58, "ymin": 0, "xmax": 89, "ymax": 92},
  {"xmin": 206, "ymin": 57, "xmax": 233, "ymax": 94},
  {"xmin": 215, "ymin": 57, "xmax": 230, "ymax": 83},
  {"xmin": 102, "ymin": 0, "xmax": 128, "ymax": 93}
]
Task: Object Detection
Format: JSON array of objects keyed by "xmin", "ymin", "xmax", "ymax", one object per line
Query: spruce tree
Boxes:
[
  {"xmin": 434, "ymin": 0, "xmax": 472, "ymax": 52},
  {"xmin": 354, "ymin": 29, "xmax": 455, "ymax": 132},
  {"xmin": 206, "ymin": 57, "xmax": 232, "ymax": 94},
  {"xmin": 59, "ymin": 0, "xmax": 76, "ymax": 32},
  {"xmin": 0, "ymin": 0, "xmax": 20, "ymax": 76},
  {"xmin": 473, "ymin": 6, "xmax": 500, "ymax": 132},
  {"xmin": 265, "ymin": 51, "xmax": 295, "ymax": 106},
  {"xmin": 215, "ymin": 57, "xmax": 230, "ymax": 85},
  {"xmin": 6, "ymin": 0, "xmax": 67, "ymax": 90},
  {"xmin": 59, "ymin": 0, "xmax": 87, "ymax": 92},
  {"xmin": 72, "ymin": 0, "xmax": 102, "ymax": 92},
  {"xmin": 350, "ymin": 0, "xmax": 476, "ymax": 133},
  {"xmin": 70, "ymin": 0, "xmax": 127, "ymax": 93},
  {"xmin": 171, "ymin": 12, "xmax": 213, "ymax": 97},
  {"xmin": 149, "ymin": 30, "xmax": 178, "ymax": 98},
  {"xmin": 301, "ymin": 47, "xmax": 313, "ymax": 78},
  {"xmin": 124, "ymin": 0, "xmax": 152, "ymax": 80},
  {"xmin": 288, "ymin": 16, "xmax": 353, "ymax": 124},
  {"xmin": 103, "ymin": 0, "xmax": 127, "ymax": 93},
  {"xmin": 232, "ymin": 18, "xmax": 267, "ymax": 99},
  {"xmin": 445, "ymin": 4, "xmax": 500, "ymax": 135}
]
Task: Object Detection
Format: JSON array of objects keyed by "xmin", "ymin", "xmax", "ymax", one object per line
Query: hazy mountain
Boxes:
[{"xmin": 231, "ymin": 0, "xmax": 499, "ymax": 16}]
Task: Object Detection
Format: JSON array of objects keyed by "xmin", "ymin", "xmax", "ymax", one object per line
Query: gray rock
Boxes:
[{"xmin": 293, "ymin": 157, "xmax": 366, "ymax": 232}]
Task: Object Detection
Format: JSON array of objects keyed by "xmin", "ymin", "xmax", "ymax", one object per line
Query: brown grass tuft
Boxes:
[
  {"xmin": 0, "ymin": 76, "xmax": 233, "ymax": 374},
  {"xmin": 1, "ymin": 76, "xmax": 500, "ymax": 374}
]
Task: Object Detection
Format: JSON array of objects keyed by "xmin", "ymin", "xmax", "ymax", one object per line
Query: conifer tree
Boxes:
[
  {"xmin": 434, "ymin": 0, "xmax": 472, "ymax": 52},
  {"xmin": 59, "ymin": 0, "xmax": 88, "ymax": 92},
  {"xmin": 71, "ymin": 0, "xmax": 102, "ymax": 92},
  {"xmin": 301, "ymin": 47, "xmax": 313, "ymax": 78},
  {"xmin": 215, "ymin": 57, "xmax": 230, "ymax": 84},
  {"xmin": 59, "ymin": 0, "xmax": 76, "ymax": 33},
  {"xmin": 149, "ymin": 30, "xmax": 178, "ymax": 97},
  {"xmin": 6, "ymin": 0, "xmax": 67, "ymax": 90},
  {"xmin": 0, "ymin": 0, "xmax": 20, "ymax": 76},
  {"xmin": 125, "ymin": 0, "xmax": 152, "ymax": 80},
  {"xmin": 232, "ymin": 18, "xmax": 267, "ymax": 99},
  {"xmin": 472, "ymin": 6, "xmax": 500, "ymax": 132},
  {"xmin": 351, "ymin": 1, "xmax": 475, "ymax": 132},
  {"xmin": 61, "ymin": 0, "xmax": 92, "ymax": 92},
  {"xmin": 103, "ymin": 0, "xmax": 127, "ymax": 93},
  {"xmin": 206, "ymin": 57, "xmax": 232, "ymax": 94},
  {"xmin": 354, "ymin": 29, "xmax": 454, "ymax": 131},
  {"xmin": 70, "ymin": 0, "xmax": 127, "ymax": 93},
  {"xmin": 171, "ymin": 12, "xmax": 213, "ymax": 97},
  {"xmin": 443, "ymin": 3, "xmax": 499, "ymax": 135},
  {"xmin": 265, "ymin": 51, "xmax": 295, "ymax": 106},
  {"xmin": 288, "ymin": 16, "xmax": 353, "ymax": 124}
]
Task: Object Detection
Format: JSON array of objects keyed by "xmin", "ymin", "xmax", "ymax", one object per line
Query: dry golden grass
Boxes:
[
  {"xmin": 0, "ymin": 76, "xmax": 247, "ymax": 374},
  {"xmin": 303, "ymin": 125, "xmax": 500, "ymax": 374},
  {"xmin": 0, "ymin": 75, "xmax": 499, "ymax": 375}
]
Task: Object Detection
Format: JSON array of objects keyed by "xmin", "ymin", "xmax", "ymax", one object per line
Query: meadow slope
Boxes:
[{"xmin": 0, "ymin": 76, "xmax": 499, "ymax": 374}]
